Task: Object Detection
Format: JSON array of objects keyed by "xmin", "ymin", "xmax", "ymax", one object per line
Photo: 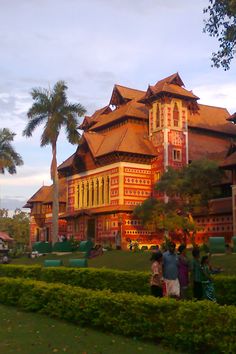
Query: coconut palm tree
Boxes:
[
  {"xmin": 0, "ymin": 128, "xmax": 23, "ymax": 174},
  {"xmin": 23, "ymin": 81, "xmax": 86, "ymax": 244}
]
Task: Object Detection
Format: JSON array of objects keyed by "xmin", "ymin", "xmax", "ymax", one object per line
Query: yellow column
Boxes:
[
  {"xmin": 98, "ymin": 177, "xmax": 102, "ymax": 205},
  {"xmin": 79, "ymin": 182, "xmax": 83, "ymax": 209},
  {"xmin": 104, "ymin": 176, "xmax": 108, "ymax": 205},
  {"xmin": 94, "ymin": 178, "xmax": 98, "ymax": 206},
  {"xmin": 119, "ymin": 166, "xmax": 124, "ymax": 205},
  {"xmin": 84, "ymin": 180, "xmax": 88, "ymax": 208}
]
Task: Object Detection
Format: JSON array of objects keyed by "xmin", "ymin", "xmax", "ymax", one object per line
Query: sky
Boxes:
[{"xmin": 1, "ymin": 0, "xmax": 236, "ymax": 212}]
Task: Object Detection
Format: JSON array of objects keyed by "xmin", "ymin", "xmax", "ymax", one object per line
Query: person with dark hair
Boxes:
[
  {"xmin": 191, "ymin": 247, "xmax": 203, "ymax": 300},
  {"xmin": 163, "ymin": 242, "xmax": 180, "ymax": 298},
  {"xmin": 178, "ymin": 244, "xmax": 190, "ymax": 299},
  {"xmin": 201, "ymin": 255, "xmax": 216, "ymax": 302},
  {"xmin": 150, "ymin": 251, "xmax": 163, "ymax": 297}
]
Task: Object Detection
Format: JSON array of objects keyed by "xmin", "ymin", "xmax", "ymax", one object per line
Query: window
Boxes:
[
  {"xmin": 173, "ymin": 149, "xmax": 181, "ymax": 161},
  {"xmin": 154, "ymin": 171, "xmax": 161, "ymax": 182},
  {"xmin": 156, "ymin": 104, "xmax": 160, "ymax": 128},
  {"xmin": 104, "ymin": 219, "xmax": 110, "ymax": 231},
  {"xmin": 173, "ymin": 102, "xmax": 180, "ymax": 127}
]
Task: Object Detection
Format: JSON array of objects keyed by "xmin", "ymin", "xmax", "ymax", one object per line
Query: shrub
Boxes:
[
  {"xmin": 0, "ymin": 277, "xmax": 235, "ymax": 354},
  {"xmin": 0, "ymin": 265, "xmax": 236, "ymax": 305}
]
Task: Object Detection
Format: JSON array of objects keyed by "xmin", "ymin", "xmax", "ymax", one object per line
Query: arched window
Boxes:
[
  {"xmin": 156, "ymin": 104, "xmax": 160, "ymax": 128},
  {"xmin": 173, "ymin": 102, "xmax": 180, "ymax": 127}
]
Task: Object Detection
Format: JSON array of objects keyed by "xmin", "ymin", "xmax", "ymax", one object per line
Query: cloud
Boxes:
[{"xmin": 193, "ymin": 83, "xmax": 236, "ymax": 113}]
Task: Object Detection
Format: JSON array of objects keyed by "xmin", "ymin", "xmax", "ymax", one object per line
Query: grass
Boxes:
[
  {"xmin": 0, "ymin": 304, "xmax": 178, "ymax": 354},
  {"xmin": 11, "ymin": 250, "xmax": 236, "ymax": 275},
  {"xmin": 3, "ymin": 251, "xmax": 235, "ymax": 354}
]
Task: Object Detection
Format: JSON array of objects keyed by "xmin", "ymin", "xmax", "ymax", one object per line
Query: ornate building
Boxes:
[{"xmin": 25, "ymin": 73, "xmax": 236, "ymax": 248}]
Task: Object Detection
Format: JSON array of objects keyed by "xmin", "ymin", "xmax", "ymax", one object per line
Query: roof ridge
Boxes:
[
  {"xmin": 84, "ymin": 131, "xmax": 106, "ymax": 156},
  {"xmin": 114, "ymin": 84, "xmax": 145, "ymax": 92},
  {"xmin": 198, "ymin": 103, "xmax": 228, "ymax": 111},
  {"xmin": 116, "ymin": 125, "xmax": 129, "ymax": 151}
]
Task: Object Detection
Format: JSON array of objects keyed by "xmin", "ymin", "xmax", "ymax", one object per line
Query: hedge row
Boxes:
[
  {"xmin": 0, "ymin": 265, "xmax": 236, "ymax": 305},
  {"xmin": 0, "ymin": 277, "xmax": 235, "ymax": 354},
  {"xmin": 0, "ymin": 264, "xmax": 149, "ymax": 294}
]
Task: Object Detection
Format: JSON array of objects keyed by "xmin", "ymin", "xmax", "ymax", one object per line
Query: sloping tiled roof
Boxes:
[
  {"xmin": 27, "ymin": 186, "xmax": 51, "ymax": 203},
  {"xmin": 189, "ymin": 104, "xmax": 236, "ymax": 135},
  {"xmin": 220, "ymin": 150, "xmax": 236, "ymax": 168},
  {"xmin": 0, "ymin": 231, "xmax": 14, "ymax": 241},
  {"xmin": 79, "ymin": 106, "xmax": 111, "ymax": 130},
  {"xmin": 91, "ymin": 100, "xmax": 148, "ymax": 130},
  {"xmin": 188, "ymin": 130, "xmax": 231, "ymax": 162},
  {"xmin": 109, "ymin": 84, "xmax": 145, "ymax": 106},
  {"xmin": 139, "ymin": 73, "xmax": 199, "ymax": 102},
  {"xmin": 26, "ymin": 180, "xmax": 67, "ymax": 205},
  {"xmin": 58, "ymin": 153, "xmax": 76, "ymax": 170},
  {"xmin": 43, "ymin": 179, "xmax": 67, "ymax": 203},
  {"xmin": 84, "ymin": 123, "xmax": 156, "ymax": 158},
  {"xmin": 208, "ymin": 197, "xmax": 232, "ymax": 214}
]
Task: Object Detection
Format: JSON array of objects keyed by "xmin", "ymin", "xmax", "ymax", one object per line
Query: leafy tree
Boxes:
[
  {"xmin": 23, "ymin": 81, "xmax": 86, "ymax": 244},
  {"xmin": 134, "ymin": 159, "xmax": 223, "ymax": 244},
  {"xmin": 204, "ymin": 0, "xmax": 236, "ymax": 70},
  {"xmin": 0, "ymin": 128, "xmax": 23, "ymax": 174},
  {"xmin": 0, "ymin": 208, "xmax": 30, "ymax": 246}
]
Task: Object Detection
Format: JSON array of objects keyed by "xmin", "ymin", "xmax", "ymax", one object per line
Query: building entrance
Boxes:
[{"xmin": 87, "ymin": 218, "xmax": 96, "ymax": 242}]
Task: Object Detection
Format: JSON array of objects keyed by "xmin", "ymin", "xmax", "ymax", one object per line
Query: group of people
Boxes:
[{"xmin": 150, "ymin": 241, "xmax": 217, "ymax": 301}]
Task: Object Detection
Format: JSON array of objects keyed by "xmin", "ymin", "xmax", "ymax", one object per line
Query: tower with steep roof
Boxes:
[{"xmin": 139, "ymin": 73, "xmax": 199, "ymax": 193}]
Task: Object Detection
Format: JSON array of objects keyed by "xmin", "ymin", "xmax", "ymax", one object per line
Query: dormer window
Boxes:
[{"xmin": 173, "ymin": 102, "xmax": 180, "ymax": 127}]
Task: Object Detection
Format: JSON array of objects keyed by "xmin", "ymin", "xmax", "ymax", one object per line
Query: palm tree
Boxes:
[
  {"xmin": 23, "ymin": 81, "xmax": 86, "ymax": 244},
  {"xmin": 0, "ymin": 128, "xmax": 23, "ymax": 174}
]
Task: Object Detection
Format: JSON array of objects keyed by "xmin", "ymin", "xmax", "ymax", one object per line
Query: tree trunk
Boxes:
[{"xmin": 51, "ymin": 141, "xmax": 59, "ymax": 245}]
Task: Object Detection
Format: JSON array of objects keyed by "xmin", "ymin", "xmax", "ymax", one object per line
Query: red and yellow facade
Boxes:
[{"xmin": 25, "ymin": 73, "xmax": 236, "ymax": 248}]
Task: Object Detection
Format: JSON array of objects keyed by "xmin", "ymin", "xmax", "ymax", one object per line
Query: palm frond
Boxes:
[
  {"xmin": 23, "ymin": 115, "xmax": 48, "ymax": 137},
  {"xmin": 0, "ymin": 128, "xmax": 23, "ymax": 174}
]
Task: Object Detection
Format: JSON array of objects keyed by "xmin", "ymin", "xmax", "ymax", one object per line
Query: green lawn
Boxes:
[
  {"xmin": 11, "ymin": 250, "xmax": 236, "ymax": 275},
  {"xmin": 0, "ymin": 304, "xmax": 179, "ymax": 354}
]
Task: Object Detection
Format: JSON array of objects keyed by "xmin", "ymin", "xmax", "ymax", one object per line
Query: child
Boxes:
[
  {"xmin": 192, "ymin": 247, "xmax": 203, "ymax": 300},
  {"xmin": 150, "ymin": 252, "xmax": 163, "ymax": 297},
  {"xmin": 201, "ymin": 255, "xmax": 216, "ymax": 302}
]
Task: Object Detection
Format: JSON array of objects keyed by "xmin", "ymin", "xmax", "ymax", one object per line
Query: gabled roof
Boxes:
[
  {"xmin": 43, "ymin": 179, "xmax": 67, "ymax": 204},
  {"xmin": 139, "ymin": 73, "xmax": 199, "ymax": 103},
  {"xmin": 79, "ymin": 106, "xmax": 111, "ymax": 130},
  {"xmin": 25, "ymin": 180, "xmax": 67, "ymax": 206},
  {"xmin": 91, "ymin": 100, "xmax": 148, "ymax": 130},
  {"xmin": 109, "ymin": 84, "xmax": 145, "ymax": 106},
  {"xmin": 189, "ymin": 104, "xmax": 236, "ymax": 135},
  {"xmin": 84, "ymin": 122, "xmax": 156, "ymax": 158},
  {"xmin": 26, "ymin": 186, "xmax": 51, "ymax": 203},
  {"xmin": 58, "ymin": 153, "xmax": 76, "ymax": 170}
]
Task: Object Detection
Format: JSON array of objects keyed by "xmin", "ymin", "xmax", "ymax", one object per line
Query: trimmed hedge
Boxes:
[
  {"xmin": 0, "ymin": 264, "xmax": 236, "ymax": 305},
  {"xmin": 0, "ymin": 277, "xmax": 235, "ymax": 354},
  {"xmin": 0, "ymin": 264, "xmax": 149, "ymax": 294}
]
